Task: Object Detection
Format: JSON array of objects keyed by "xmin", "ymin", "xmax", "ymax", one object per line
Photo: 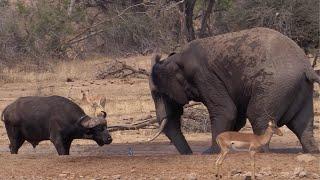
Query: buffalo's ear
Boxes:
[
  {"xmin": 81, "ymin": 117, "xmax": 106, "ymax": 128},
  {"xmin": 99, "ymin": 96, "xmax": 107, "ymax": 108}
]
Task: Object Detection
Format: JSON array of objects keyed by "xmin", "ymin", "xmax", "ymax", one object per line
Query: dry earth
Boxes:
[{"xmin": 0, "ymin": 55, "xmax": 319, "ymax": 180}]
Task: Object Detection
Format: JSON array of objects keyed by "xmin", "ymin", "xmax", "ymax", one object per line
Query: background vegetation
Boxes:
[{"xmin": 0, "ymin": 0, "xmax": 318, "ymax": 67}]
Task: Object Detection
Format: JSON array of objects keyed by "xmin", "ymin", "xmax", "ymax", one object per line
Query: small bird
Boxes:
[{"xmin": 128, "ymin": 147, "xmax": 133, "ymax": 156}]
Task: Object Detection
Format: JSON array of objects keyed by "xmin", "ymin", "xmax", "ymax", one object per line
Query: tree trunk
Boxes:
[
  {"xmin": 184, "ymin": 0, "xmax": 196, "ymax": 42},
  {"xmin": 68, "ymin": 0, "xmax": 76, "ymax": 17},
  {"xmin": 199, "ymin": 0, "xmax": 215, "ymax": 38}
]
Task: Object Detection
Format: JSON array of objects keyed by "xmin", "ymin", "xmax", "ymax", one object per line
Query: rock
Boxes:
[
  {"xmin": 186, "ymin": 173, "xmax": 197, "ymax": 180},
  {"xmin": 295, "ymin": 154, "xmax": 317, "ymax": 163},
  {"xmin": 299, "ymin": 171, "xmax": 307, "ymax": 178},
  {"xmin": 242, "ymin": 171, "xmax": 251, "ymax": 177},
  {"xmin": 293, "ymin": 167, "xmax": 304, "ymax": 176},
  {"xmin": 279, "ymin": 172, "xmax": 290, "ymax": 177},
  {"xmin": 79, "ymin": 175, "xmax": 84, "ymax": 178},
  {"xmin": 66, "ymin": 78, "xmax": 74, "ymax": 82},
  {"xmin": 293, "ymin": 167, "xmax": 308, "ymax": 178},
  {"xmin": 310, "ymin": 173, "xmax": 320, "ymax": 179},
  {"xmin": 112, "ymin": 175, "xmax": 121, "ymax": 180},
  {"xmin": 259, "ymin": 167, "xmax": 272, "ymax": 176},
  {"xmin": 58, "ymin": 174, "xmax": 67, "ymax": 178},
  {"xmin": 230, "ymin": 169, "xmax": 242, "ymax": 176}
]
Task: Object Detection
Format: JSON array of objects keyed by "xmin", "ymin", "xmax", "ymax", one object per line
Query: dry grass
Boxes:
[{"xmin": 0, "ymin": 57, "xmax": 113, "ymax": 84}]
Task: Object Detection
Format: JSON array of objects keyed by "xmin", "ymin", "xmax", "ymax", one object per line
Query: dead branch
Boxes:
[
  {"xmin": 96, "ymin": 60, "xmax": 149, "ymax": 79},
  {"xmin": 108, "ymin": 102, "xmax": 210, "ymax": 133},
  {"xmin": 108, "ymin": 116, "xmax": 157, "ymax": 132}
]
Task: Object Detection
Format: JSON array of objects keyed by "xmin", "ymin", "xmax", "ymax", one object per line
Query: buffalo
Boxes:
[{"xmin": 1, "ymin": 95, "xmax": 112, "ymax": 155}]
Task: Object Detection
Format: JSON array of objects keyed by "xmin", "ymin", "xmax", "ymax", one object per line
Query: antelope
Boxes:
[
  {"xmin": 75, "ymin": 90, "xmax": 107, "ymax": 118},
  {"xmin": 215, "ymin": 120, "xmax": 283, "ymax": 180}
]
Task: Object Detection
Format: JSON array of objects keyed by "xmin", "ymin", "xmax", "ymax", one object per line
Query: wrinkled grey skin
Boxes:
[
  {"xmin": 1, "ymin": 96, "xmax": 112, "ymax": 155},
  {"xmin": 150, "ymin": 27, "xmax": 320, "ymax": 154}
]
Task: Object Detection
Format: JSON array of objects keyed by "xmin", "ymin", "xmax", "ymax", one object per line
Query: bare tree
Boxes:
[
  {"xmin": 184, "ymin": 0, "xmax": 196, "ymax": 41},
  {"xmin": 199, "ymin": 0, "xmax": 215, "ymax": 38}
]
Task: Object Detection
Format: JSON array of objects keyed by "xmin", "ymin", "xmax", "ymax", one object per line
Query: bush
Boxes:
[
  {"xmin": 0, "ymin": 0, "xmax": 181, "ymax": 65},
  {"xmin": 216, "ymin": 0, "xmax": 319, "ymax": 52}
]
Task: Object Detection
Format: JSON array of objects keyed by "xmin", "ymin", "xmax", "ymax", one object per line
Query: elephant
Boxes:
[{"xmin": 148, "ymin": 27, "xmax": 320, "ymax": 154}]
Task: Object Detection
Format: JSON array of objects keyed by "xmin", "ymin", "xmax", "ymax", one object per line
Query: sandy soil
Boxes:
[{"xmin": 0, "ymin": 55, "xmax": 319, "ymax": 180}]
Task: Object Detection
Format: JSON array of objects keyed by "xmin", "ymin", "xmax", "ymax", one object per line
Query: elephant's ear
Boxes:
[{"xmin": 165, "ymin": 62, "xmax": 189, "ymax": 105}]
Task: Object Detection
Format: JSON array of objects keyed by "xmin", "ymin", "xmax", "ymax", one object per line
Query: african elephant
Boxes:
[{"xmin": 149, "ymin": 27, "xmax": 320, "ymax": 154}]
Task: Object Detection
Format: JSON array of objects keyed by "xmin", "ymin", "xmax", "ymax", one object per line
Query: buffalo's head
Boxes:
[{"xmin": 80, "ymin": 114, "xmax": 112, "ymax": 146}]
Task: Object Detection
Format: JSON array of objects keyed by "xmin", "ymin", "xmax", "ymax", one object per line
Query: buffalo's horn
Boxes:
[
  {"xmin": 81, "ymin": 116, "xmax": 106, "ymax": 128},
  {"xmin": 147, "ymin": 118, "xmax": 168, "ymax": 142}
]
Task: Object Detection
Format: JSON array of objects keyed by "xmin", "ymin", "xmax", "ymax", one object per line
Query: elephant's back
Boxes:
[
  {"xmin": 190, "ymin": 27, "xmax": 309, "ymax": 103},
  {"xmin": 195, "ymin": 27, "xmax": 306, "ymax": 67}
]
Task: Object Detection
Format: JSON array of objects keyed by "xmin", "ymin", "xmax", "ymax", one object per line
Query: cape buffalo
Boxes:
[
  {"xmin": 1, "ymin": 95, "xmax": 112, "ymax": 155},
  {"xmin": 149, "ymin": 27, "xmax": 319, "ymax": 154}
]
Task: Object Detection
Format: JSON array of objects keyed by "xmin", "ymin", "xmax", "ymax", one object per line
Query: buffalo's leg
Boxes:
[
  {"xmin": 287, "ymin": 95, "xmax": 319, "ymax": 153},
  {"xmin": 51, "ymin": 134, "xmax": 69, "ymax": 155},
  {"xmin": 4, "ymin": 123, "xmax": 25, "ymax": 154},
  {"xmin": 63, "ymin": 139, "xmax": 73, "ymax": 155}
]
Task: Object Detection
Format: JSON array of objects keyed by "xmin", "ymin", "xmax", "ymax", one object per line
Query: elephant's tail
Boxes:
[
  {"xmin": 305, "ymin": 67, "xmax": 320, "ymax": 84},
  {"xmin": 1, "ymin": 107, "xmax": 6, "ymax": 122}
]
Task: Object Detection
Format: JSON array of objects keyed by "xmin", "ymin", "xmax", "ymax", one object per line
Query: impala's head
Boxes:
[
  {"xmin": 79, "ymin": 90, "xmax": 107, "ymax": 118},
  {"xmin": 268, "ymin": 121, "xmax": 283, "ymax": 136}
]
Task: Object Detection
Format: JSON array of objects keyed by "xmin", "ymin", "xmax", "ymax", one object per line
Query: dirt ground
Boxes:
[{"xmin": 0, "ymin": 55, "xmax": 319, "ymax": 180}]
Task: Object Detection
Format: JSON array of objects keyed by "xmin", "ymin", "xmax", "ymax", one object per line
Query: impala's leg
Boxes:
[
  {"xmin": 215, "ymin": 153, "xmax": 223, "ymax": 178},
  {"xmin": 250, "ymin": 151, "xmax": 256, "ymax": 180},
  {"xmin": 216, "ymin": 149, "xmax": 229, "ymax": 179}
]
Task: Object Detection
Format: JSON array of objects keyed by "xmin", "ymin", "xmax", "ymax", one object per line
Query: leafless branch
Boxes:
[
  {"xmin": 64, "ymin": 2, "xmax": 152, "ymax": 45},
  {"xmin": 96, "ymin": 60, "xmax": 149, "ymax": 79}
]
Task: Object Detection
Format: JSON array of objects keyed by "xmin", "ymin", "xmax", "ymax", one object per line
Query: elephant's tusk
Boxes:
[{"xmin": 147, "ymin": 118, "xmax": 168, "ymax": 142}]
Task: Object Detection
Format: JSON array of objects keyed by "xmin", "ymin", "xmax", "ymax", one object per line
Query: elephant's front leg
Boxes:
[
  {"xmin": 164, "ymin": 117, "xmax": 192, "ymax": 154},
  {"xmin": 203, "ymin": 102, "xmax": 238, "ymax": 154}
]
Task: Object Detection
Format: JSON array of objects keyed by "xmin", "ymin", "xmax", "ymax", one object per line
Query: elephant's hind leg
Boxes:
[{"xmin": 286, "ymin": 95, "xmax": 319, "ymax": 153}]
